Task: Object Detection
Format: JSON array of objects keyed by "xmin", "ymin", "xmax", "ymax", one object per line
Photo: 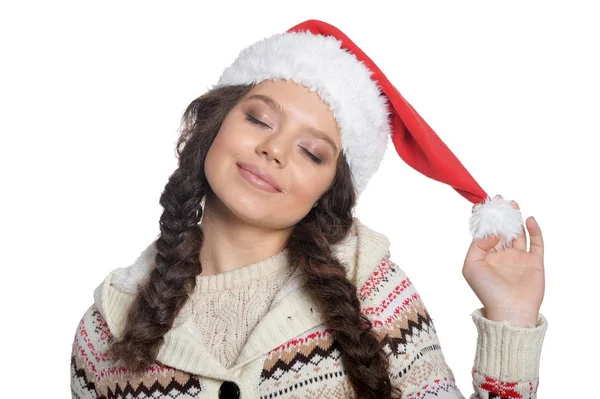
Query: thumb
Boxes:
[
  {"xmin": 466, "ymin": 233, "xmax": 501, "ymax": 263},
  {"xmin": 476, "ymin": 233, "xmax": 502, "ymax": 251}
]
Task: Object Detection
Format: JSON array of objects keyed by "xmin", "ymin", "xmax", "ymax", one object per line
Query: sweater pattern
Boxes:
[{"xmin": 71, "ymin": 218, "xmax": 547, "ymax": 398}]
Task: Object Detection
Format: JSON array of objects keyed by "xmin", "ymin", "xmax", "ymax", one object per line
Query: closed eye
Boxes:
[
  {"xmin": 301, "ymin": 147, "xmax": 322, "ymax": 164},
  {"xmin": 247, "ymin": 113, "xmax": 322, "ymax": 165},
  {"xmin": 246, "ymin": 114, "xmax": 270, "ymax": 128}
]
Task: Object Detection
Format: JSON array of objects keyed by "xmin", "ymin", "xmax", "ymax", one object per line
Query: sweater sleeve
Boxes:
[
  {"xmin": 359, "ymin": 255, "xmax": 548, "ymax": 398},
  {"xmin": 468, "ymin": 308, "xmax": 547, "ymax": 398},
  {"xmin": 70, "ymin": 304, "xmax": 103, "ymax": 399}
]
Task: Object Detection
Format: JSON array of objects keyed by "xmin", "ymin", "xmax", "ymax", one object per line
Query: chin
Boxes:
[{"xmin": 210, "ymin": 181, "xmax": 269, "ymax": 220}]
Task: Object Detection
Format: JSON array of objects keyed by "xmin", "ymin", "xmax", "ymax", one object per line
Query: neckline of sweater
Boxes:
[{"xmin": 194, "ymin": 248, "xmax": 293, "ymax": 293}]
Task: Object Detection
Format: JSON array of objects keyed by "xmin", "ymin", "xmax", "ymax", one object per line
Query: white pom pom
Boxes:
[{"xmin": 469, "ymin": 196, "xmax": 524, "ymax": 252}]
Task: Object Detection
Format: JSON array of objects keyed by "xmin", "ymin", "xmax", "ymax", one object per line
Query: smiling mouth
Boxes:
[{"xmin": 237, "ymin": 165, "xmax": 281, "ymax": 193}]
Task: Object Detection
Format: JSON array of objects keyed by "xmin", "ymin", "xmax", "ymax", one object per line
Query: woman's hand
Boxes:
[{"xmin": 462, "ymin": 198, "xmax": 545, "ymax": 327}]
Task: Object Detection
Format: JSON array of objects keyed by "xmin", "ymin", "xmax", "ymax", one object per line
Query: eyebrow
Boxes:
[{"xmin": 246, "ymin": 94, "xmax": 339, "ymax": 154}]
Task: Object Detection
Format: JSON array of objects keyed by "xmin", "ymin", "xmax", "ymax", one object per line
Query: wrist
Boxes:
[{"xmin": 483, "ymin": 307, "xmax": 539, "ymax": 328}]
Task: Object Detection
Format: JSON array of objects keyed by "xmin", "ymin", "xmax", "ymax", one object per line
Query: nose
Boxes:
[{"xmin": 256, "ymin": 131, "xmax": 290, "ymax": 167}]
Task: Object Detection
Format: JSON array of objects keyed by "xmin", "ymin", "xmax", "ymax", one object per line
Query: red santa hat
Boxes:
[{"xmin": 214, "ymin": 19, "xmax": 523, "ymax": 251}]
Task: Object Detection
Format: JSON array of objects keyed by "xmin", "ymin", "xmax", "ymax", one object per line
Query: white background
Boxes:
[{"xmin": 1, "ymin": 1, "xmax": 598, "ymax": 397}]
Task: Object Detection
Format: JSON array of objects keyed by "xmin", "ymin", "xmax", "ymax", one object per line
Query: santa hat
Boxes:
[{"xmin": 214, "ymin": 19, "xmax": 523, "ymax": 251}]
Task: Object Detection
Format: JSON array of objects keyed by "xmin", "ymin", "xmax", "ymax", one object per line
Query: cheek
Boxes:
[
  {"xmin": 210, "ymin": 124, "xmax": 244, "ymax": 154},
  {"xmin": 205, "ymin": 129, "xmax": 235, "ymax": 185},
  {"xmin": 288, "ymin": 168, "xmax": 334, "ymax": 205},
  {"xmin": 205, "ymin": 122, "xmax": 252, "ymax": 170}
]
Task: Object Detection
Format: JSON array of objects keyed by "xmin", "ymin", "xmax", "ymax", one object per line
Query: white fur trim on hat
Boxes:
[{"xmin": 214, "ymin": 30, "xmax": 391, "ymax": 197}]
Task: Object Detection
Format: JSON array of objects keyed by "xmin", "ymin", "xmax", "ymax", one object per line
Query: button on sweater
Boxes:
[{"xmin": 71, "ymin": 217, "xmax": 548, "ymax": 398}]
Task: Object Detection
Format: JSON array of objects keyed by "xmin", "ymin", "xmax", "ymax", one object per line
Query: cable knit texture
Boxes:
[
  {"xmin": 182, "ymin": 249, "xmax": 296, "ymax": 368},
  {"xmin": 71, "ymin": 217, "xmax": 548, "ymax": 398}
]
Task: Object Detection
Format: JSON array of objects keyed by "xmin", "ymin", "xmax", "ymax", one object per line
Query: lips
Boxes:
[{"xmin": 236, "ymin": 162, "xmax": 282, "ymax": 192}]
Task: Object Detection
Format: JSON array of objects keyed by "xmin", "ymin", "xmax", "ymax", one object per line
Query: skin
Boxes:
[
  {"xmin": 200, "ymin": 79, "xmax": 341, "ymax": 275},
  {"xmin": 463, "ymin": 196, "xmax": 545, "ymax": 327},
  {"xmin": 199, "ymin": 79, "xmax": 546, "ymax": 329}
]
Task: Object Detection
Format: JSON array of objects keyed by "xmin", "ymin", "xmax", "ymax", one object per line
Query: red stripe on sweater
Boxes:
[
  {"xmin": 74, "ymin": 310, "xmax": 174, "ymax": 381},
  {"xmin": 361, "ymin": 277, "xmax": 413, "ymax": 315},
  {"xmin": 368, "ymin": 293, "xmax": 421, "ymax": 327},
  {"xmin": 404, "ymin": 377, "xmax": 458, "ymax": 398},
  {"xmin": 358, "ymin": 256, "xmax": 394, "ymax": 298},
  {"xmin": 268, "ymin": 327, "xmax": 336, "ymax": 355}
]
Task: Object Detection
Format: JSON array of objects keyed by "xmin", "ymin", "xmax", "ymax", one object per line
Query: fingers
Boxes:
[
  {"xmin": 465, "ymin": 233, "xmax": 501, "ymax": 264},
  {"xmin": 526, "ymin": 216, "xmax": 544, "ymax": 259},
  {"xmin": 511, "ymin": 201, "xmax": 528, "ymax": 251}
]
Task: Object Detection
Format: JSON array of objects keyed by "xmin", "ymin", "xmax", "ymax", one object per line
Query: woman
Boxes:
[{"xmin": 70, "ymin": 20, "xmax": 547, "ymax": 399}]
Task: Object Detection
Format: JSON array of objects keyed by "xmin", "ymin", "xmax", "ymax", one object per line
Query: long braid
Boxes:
[
  {"xmin": 107, "ymin": 83, "xmax": 401, "ymax": 397},
  {"xmin": 287, "ymin": 153, "xmax": 402, "ymax": 398},
  {"xmin": 107, "ymin": 85, "xmax": 253, "ymax": 372}
]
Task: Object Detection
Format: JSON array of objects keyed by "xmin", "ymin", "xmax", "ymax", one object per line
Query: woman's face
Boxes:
[{"xmin": 204, "ymin": 79, "xmax": 341, "ymax": 230}]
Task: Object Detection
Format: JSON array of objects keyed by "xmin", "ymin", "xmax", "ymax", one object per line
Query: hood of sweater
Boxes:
[{"xmin": 93, "ymin": 216, "xmax": 390, "ymax": 378}]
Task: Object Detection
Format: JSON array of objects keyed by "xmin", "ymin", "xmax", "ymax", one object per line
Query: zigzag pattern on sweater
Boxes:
[
  {"xmin": 257, "ymin": 255, "xmax": 450, "ymax": 398},
  {"xmin": 105, "ymin": 377, "xmax": 204, "ymax": 399},
  {"xmin": 258, "ymin": 306, "xmax": 436, "ymax": 383},
  {"xmin": 71, "ymin": 353, "xmax": 205, "ymax": 399},
  {"xmin": 71, "ymin": 251, "xmax": 546, "ymax": 398},
  {"xmin": 71, "ymin": 306, "xmax": 206, "ymax": 399},
  {"xmin": 71, "ymin": 356, "xmax": 99, "ymax": 399}
]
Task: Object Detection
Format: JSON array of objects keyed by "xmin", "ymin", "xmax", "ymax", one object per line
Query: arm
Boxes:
[
  {"xmin": 70, "ymin": 305, "xmax": 102, "ymax": 399},
  {"xmin": 462, "ymin": 200, "xmax": 548, "ymax": 396},
  {"xmin": 360, "ymin": 255, "xmax": 547, "ymax": 398}
]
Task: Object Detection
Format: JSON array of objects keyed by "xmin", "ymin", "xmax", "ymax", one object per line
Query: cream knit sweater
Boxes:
[
  {"xmin": 72, "ymin": 217, "xmax": 548, "ymax": 398},
  {"xmin": 182, "ymin": 249, "xmax": 297, "ymax": 368}
]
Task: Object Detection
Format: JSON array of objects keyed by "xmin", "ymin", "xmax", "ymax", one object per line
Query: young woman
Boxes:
[{"xmin": 70, "ymin": 20, "xmax": 547, "ymax": 399}]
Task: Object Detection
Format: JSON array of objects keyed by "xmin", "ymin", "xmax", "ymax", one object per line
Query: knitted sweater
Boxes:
[
  {"xmin": 70, "ymin": 217, "xmax": 548, "ymax": 398},
  {"xmin": 183, "ymin": 249, "xmax": 297, "ymax": 368}
]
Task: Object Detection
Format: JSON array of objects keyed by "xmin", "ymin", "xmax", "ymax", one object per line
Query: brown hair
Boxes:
[{"xmin": 107, "ymin": 84, "xmax": 402, "ymax": 398}]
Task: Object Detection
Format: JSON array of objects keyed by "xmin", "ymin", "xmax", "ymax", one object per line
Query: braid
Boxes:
[
  {"xmin": 107, "ymin": 83, "xmax": 401, "ymax": 397},
  {"xmin": 107, "ymin": 84, "xmax": 253, "ymax": 372},
  {"xmin": 287, "ymin": 153, "xmax": 402, "ymax": 399}
]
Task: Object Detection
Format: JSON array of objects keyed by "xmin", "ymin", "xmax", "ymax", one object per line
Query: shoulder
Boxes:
[
  {"xmin": 70, "ymin": 303, "xmax": 116, "ymax": 397},
  {"xmin": 356, "ymin": 254, "xmax": 457, "ymax": 389},
  {"xmin": 356, "ymin": 252, "xmax": 439, "ymax": 349},
  {"xmin": 357, "ymin": 254, "xmax": 428, "ymax": 320},
  {"xmin": 333, "ymin": 217, "xmax": 392, "ymax": 289},
  {"xmin": 332, "ymin": 218, "xmax": 432, "ymax": 329},
  {"xmin": 70, "ymin": 304, "xmax": 201, "ymax": 398},
  {"xmin": 336, "ymin": 218, "xmax": 426, "ymax": 317},
  {"xmin": 71, "ymin": 303, "xmax": 117, "ymax": 374}
]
